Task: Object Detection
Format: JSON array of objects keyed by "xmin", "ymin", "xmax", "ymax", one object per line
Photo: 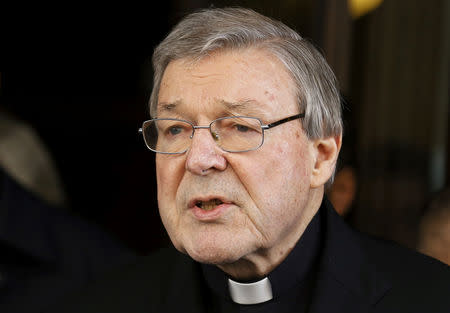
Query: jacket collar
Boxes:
[{"xmin": 309, "ymin": 198, "xmax": 392, "ymax": 312}]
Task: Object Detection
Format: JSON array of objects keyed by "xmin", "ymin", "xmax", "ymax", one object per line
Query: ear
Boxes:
[{"xmin": 310, "ymin": 134, "xmax": 342, "ymax": 188}]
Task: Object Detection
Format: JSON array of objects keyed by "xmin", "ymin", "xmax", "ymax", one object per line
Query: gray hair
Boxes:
[{"xmin": 150, "ymin": 7, "xmax": 342, "ymax": 140}]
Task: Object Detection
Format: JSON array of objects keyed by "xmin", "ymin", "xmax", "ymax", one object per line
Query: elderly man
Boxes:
[{"xmin": 52, "ymin": 7, "xmax": 450, "ymax": 313}]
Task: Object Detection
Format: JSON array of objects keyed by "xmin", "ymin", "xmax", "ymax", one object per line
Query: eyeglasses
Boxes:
[{"xmin": 138, "ymin": 113, "xmax": 304, "ymax": 154}]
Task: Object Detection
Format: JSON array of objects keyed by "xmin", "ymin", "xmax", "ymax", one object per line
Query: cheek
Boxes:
[
  {"xmin": 270, "ymin": 140, "xmax": 311, "ymax": 181},
  {"xmin": 156, "ymin": 157, "xmax": 184, "ymax": 204},
  {"xmin": 240, "ymin": 139, "xmax": 312, "ymax": 211},
  {"xmin": 269, "ymin": 141, "xmax": 312, "ymax": 206},
  {"xmin": 156, "ymin": 157, "xmax": 186, "ymax": 251}
]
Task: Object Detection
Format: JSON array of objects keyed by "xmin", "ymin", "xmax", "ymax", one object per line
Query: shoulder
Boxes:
[
  {"xmin": 359, "ymin": 232, "xmax": 450, "ymax": 311},
  {"xmin": 48, "ymin": 208, "xmax": 134, "ymax": 264},
  {"xmin": 323, "ymin": 198, "xmax": 450, "ymax": 295},
  {"xmin": 361, "ymin": 233, "xmax": 449, "ymax": 281},
  {"xmin": 1, "ymin": 166, "xmax": 134, "ymax": 271},
  {"xmin": 19, "ymin": 197, "xmax": 136, "ymax": 282},
  {"xmin": 0, "ymin": 169, "xmax": 136, "ymax": 312},
  {"xmin": 321, "ymin": 199, "xmax": 450, "ymax": 312}
]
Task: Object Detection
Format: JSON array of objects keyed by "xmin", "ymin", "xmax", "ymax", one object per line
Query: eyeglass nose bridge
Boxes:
[
  {"xmin": 192, "ymin": 125, "xmax": 211, "ymax": 130},
  {"xmin": 190, "ymin": 124, "xmax": 219, "ymax": 141}
]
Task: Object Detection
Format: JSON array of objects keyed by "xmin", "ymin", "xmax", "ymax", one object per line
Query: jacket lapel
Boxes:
[{"xmin": 309, "ymin": 199, "xmax": 391, "ymax": 313}]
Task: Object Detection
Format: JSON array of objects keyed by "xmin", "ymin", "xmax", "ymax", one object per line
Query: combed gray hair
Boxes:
[{"xmin": 150, "ymin": 7, "xmax": 342, "ymax": 140}]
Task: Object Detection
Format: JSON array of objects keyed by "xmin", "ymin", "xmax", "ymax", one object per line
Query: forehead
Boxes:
[{"xmin": 157, "ymin": 48, "xmax": 298, "ymax": 119}]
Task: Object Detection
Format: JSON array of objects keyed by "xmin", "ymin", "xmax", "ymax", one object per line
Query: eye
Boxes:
[
  {"xmin": 161, "ymin": 122, "xmax": 190, "ymax": 137},
  {"xmin": 214, "ymin": 117, "xmax": 261, "ymax": 135},
  {"xmin": 169, "ymin": 126, "xmax": 183, "ymax": 135},
  {"xmin": 235, "ymin": 124, "xmax": 250, "ymax": 132}
]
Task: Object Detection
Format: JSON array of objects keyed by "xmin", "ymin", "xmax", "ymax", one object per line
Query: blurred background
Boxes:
[{"xmin": 1, "ymin": 0, "xmax": 449, "ymax": 255}]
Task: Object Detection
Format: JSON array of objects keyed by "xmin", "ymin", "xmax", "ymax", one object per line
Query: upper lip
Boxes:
[{"xmin": 187, "ymin": 196, "xmax": 233, "ymax": 208}]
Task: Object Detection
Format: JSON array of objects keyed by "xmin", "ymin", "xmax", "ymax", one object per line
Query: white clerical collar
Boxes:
[{"xmin": 228, "ymin": 277, "xmax": 273, "ymax": 305}]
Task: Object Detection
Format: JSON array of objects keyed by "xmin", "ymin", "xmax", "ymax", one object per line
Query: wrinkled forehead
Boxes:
[
  {"xmin": 156, "ymin": 98, "xmax": 270, "ymax": 121},
  {"xmin": 154, "ymin": 48, "xmax": 298, "ymax": 120}
]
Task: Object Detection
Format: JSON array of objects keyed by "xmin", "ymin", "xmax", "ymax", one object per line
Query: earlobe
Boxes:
[{"xmin": 310, "ymin": 134, "xmax": 342, "ymax": 188}]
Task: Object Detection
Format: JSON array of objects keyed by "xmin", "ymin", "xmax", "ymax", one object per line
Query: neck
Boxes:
[{"xmin": 217, "ymin": 188, "xmax": 324, "ymax": 280}]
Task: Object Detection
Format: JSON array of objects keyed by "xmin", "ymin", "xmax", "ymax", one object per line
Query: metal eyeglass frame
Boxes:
[{"xmin": 138, "ymin": 113, "xmax": 305, "ymax": 154}]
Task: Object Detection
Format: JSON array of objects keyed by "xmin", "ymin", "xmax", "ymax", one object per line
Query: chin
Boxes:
[
  {"xmin": 188, "ymin": 251, "xmax": 240, "ymax": 265},
  {"xmin": 183, "ymin": 239, "xmax": 245, "ymax": 265},
  {"xmin": 169, "ymin": 223, "xmax": 254, "ymax": 265}
]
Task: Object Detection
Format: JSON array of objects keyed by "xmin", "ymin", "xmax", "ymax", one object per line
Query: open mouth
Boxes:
[{"xmin": 195, "ymin": 199, "xmax": 223, "ymax": 211}]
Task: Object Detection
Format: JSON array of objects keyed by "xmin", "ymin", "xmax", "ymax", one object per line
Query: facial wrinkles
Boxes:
[
  {"xmin": 159, "ymin": 53, "xmax": 296, "ymax": 127},
  {"xmin": 176, "ymin": 167, "xmax": 245, "ymax": 212},
  {"xmin": 158, "ymin": 50, "xmax": 310, "ymax": 262},
  {"xmin": 192, "ymin": 51, "xmax": 290, "ymax": 117},
  {"xmin": 175, "ymin": 151, "xmax": 270, "ymax": 247},
  {"xmin": 220, "ymin": 155, "xmax": 286, "ymax": 247},
  {"xmin": 252, "ymin": 129, "xmax": 309, "ymax": 233}
]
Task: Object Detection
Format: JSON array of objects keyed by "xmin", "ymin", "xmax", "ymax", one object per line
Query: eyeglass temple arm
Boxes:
[{"xmin": 264, "ymin": 113, "xmax": 305, "ymax": 129}]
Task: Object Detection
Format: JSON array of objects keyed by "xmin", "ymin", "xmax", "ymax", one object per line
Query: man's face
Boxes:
[{"xmin": 155, "ymin": 48, "xmax": 320, "ymax": 269}]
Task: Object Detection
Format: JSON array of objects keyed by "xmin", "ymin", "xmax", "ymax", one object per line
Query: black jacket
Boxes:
[{"xmin": 48, "ymin": 199, "xmax": 450, "ymax": 313}]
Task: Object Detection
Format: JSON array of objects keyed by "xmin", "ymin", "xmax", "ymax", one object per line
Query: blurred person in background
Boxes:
[
  {"xmin": 417, "ymin": 187, "xmax": 450, "ymax": 266},
  {"xmin": 327, "ymin": 143, "xmax": 358, "ymax": 218},
  {"xmin": 0, "ymin": 72, "xmax": 135, "ymax": 313},
  {"xmin": 328, "ymin": 165, "xmax": 357, "ymax": 216}
]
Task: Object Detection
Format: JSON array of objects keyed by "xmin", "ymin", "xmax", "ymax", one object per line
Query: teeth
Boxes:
[
  {"xmin": 196, "ymin": 199, "xmax": 223, "ymax": 210},
  {"xmin": 203, "ymin": 201, "xmax": 215, "ymax": 211}
]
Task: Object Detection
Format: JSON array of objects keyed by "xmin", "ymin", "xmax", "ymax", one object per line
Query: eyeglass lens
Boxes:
[{"xmin": 142, "ymin": 117, "xmax": 264, "ymax": 153}]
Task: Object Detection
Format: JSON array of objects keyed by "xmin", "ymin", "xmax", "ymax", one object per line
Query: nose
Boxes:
[{"xmin": 185, "ymin": 128, "xmax": 227, "ymax": 175}]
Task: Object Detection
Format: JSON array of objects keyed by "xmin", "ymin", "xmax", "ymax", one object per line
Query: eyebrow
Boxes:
[
  {"xmin": 156, "ymin": 99, "xmax": 269, "ymax": 119},
  {"xmin": 158, "ymin": 101, "xmax": 180, "ymax": 113},
  {"xmin": 218, "ymin": 99, "xmax": 268, "ymax": 117}
]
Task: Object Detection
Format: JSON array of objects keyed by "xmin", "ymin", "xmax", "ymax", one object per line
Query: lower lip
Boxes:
[{"xmin": 190, "ymin": 203, "xmax": 233, "ymax": 221}]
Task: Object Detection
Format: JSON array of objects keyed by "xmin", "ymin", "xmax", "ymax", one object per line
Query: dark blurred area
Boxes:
[
  {"xmin": 1, "ymin": 0, "xmax": 448, "ymax": 255},
  {"xmin": 0, "ymin": 3, "xmax": 174, "ymax": 254}
]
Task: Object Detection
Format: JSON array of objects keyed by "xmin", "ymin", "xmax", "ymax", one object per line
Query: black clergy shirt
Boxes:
[{"xmin": 201, "ymin": 207, "xmax": 322, "ymax": 313}]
